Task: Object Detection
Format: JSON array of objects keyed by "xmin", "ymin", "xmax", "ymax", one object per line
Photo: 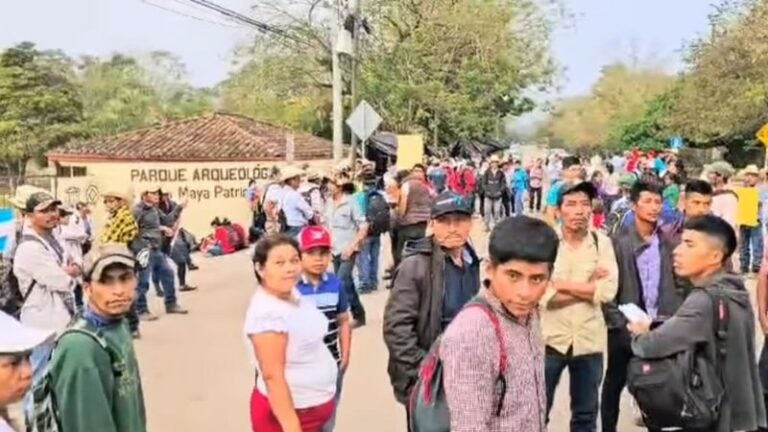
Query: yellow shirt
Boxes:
[
  {"xmin": 735, "ymin": 186, "xmax": 759, "ymax": 227},
  {"xmin": 540, "ymin": 229, "xmax": 619, "ymax": 356}
]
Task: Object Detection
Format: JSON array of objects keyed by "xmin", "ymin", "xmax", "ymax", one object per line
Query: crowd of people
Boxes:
[
  {"xmin": 4, "ymin": 146, "xmax": 768, "ymax": 432},
  {"xmin": 237, "ymin": 149, "xmax": 768, "ymax": 432},
  {"xmin": 0, "ymin": 183, "xmax": 201, "ymax": 431}
]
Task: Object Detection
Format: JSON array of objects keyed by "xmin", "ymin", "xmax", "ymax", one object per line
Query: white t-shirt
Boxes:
[
  {"xmin": 243, "ymin": 288, "xmax": 337, "ymax": 408},
  {"xmin": 0, "ymin": 416, "xmax": 15, "ymax": 432}
]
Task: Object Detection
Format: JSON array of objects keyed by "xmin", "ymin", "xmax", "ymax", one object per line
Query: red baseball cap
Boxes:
[{"xmin": 298, "ymin": 226, "xmax": 331, "ymax": 252}]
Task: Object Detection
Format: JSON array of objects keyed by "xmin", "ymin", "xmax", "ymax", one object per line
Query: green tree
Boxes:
[
  {"xmin": 0, "ymin": 42, "xmax": 83, "ymax": 173},
  {"xmin": 222, "ymin": 0, "xmax": 559, "ymax": 145},
  {"xmin": 542, "ymin": 63, "xmax": 674, "ymax": 150},
  {"xmin": 78, "ymin": 52, "xmax": 212, "ymax": 136},
  {"xmin": 219, "ymin": 50, "xmax": 332, "ymax": 138},
  {"xmin": 661, "ymin": 0, "xmax": 768, "ymax": 145}
]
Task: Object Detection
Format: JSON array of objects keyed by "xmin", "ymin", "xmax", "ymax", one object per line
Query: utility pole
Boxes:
[
  {"xmin": 331, "ymin": 2, "xmax": 344, "ymax": 163},
  {"xmin": 348, "ymin": 0, "xmax": 362, "ymax": 167}
]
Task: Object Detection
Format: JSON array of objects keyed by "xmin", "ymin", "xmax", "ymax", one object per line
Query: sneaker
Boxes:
[
  {"xmin": 155, "ymin": 289, "xmax": 164, "ymax": 298},
  {"xmin": 353, "ymin": 318, "xmax": 366, "ymax": 329},
  {"xmin": 188, "ymin": 263, "xmax": 199, "ymax": 271},
  {"xmin": 138, "ymin": 311, "xmax": 158, "ymax": 322},
  {"xmin": 165, "ymin": 304, "xmax": 189, "ymax": 314},
  {"xmin": 179, "ymin": 285, "xmax": 198, "ymax": 292}
]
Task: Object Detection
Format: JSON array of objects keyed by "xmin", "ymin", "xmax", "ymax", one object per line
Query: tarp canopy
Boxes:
[{"xmin": 449, "ymin": 138, "xmax": 507, "ymax": 158}]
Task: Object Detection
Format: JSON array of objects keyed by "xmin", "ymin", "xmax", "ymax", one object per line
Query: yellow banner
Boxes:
[{"xmin": 396, "ymin": 135, "xmax": 424, "ymax": 170}]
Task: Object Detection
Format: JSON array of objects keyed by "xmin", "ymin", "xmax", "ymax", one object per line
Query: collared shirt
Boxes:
[
  {"xmin": 281, "ymin": 187, "xmax": 314, "ymax": 228},
  {"xmin": 296, "ymin": 272, "xmax": 350, "ymax": 362},
  {"xmin": 541, "ymin": 229, "xmax": 618, "ymax": 356},
  {"xmin": 101, "ymin": 205, "xmax": 139, "ymax": 246},
  {"xmin": 15, "ymin": 227, "xmax": 75, "ymax": 333},
  {"xmin": 636, "ymin": 232, "xmax": 662, "ymax": 319},
  {"xmin": 325, "ymin": 194, "xmax": 366, "ymax": 256},
  {"xmin": 441, "ymin": 247, "xmax": 480, "ymax": 329}
]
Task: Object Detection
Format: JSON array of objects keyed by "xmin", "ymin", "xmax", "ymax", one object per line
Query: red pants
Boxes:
[{"xmin": 250, "ymin": 388, "xmax": 334, "ymax": 432}]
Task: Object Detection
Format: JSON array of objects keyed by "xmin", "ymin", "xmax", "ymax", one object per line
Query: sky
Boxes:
[{"xmin": 0, "ymin": 0, "xmax": 714, "ymax": 97}]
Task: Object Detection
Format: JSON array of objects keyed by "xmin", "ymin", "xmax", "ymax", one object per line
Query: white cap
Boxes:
[{"xmin": 0, "ymin": 312, "xmax": 54, "ymax": 354}]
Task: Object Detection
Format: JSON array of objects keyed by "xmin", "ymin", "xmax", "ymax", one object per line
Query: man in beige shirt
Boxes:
[{"xmin": 540, "ymin": 181, "xmax": 618, "ymax": 432}]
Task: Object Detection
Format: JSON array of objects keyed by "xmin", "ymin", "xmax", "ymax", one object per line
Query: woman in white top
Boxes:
[{"xmin": 244, "ymin": 234, "xmax": 338, "ymax": 432}]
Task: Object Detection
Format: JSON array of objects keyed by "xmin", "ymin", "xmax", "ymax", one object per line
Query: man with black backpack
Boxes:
[
  {"xmin": 627, "ymin": 215, "xmax": 766, "ymax": 432},
  {"xmin": 356, "ymin": 172, "xmax": 389, "ymax": 294}
]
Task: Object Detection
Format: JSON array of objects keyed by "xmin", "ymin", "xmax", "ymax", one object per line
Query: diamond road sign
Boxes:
[{"xmin": 346, "ymin": 100, "xmax": 382, "ymax": 142}]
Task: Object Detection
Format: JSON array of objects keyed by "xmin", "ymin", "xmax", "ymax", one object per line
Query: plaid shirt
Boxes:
[{"xmin": 100, "ymin": 205, "xmax": 139, "ymax": 245}]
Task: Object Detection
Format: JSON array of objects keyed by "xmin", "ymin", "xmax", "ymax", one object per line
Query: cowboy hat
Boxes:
[
  {"xmin": 742, "ymin": 164, "xmax": 760, "ymax": 176},
  {"xmin": 280, "ymin": 165, "xmax": 305, "ymax": 182},
  {"xmin": 102, "ymin": 189, "xmax": 132, "ymax": 202}
]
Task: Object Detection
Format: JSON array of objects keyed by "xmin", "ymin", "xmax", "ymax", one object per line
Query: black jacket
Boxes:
[
  {"xmin": 479, "ymin": 169, "xmax": 507, "ymax": 200},
  {"xmin": 605, "ymin": 223, "xmax": 682, "ymax": 329},
  {"xmin": 382, "ymin": 236, "xmax": 480, "ymax": 404},
  {"xmin": 632, "ymin": 273, "xmax": 767, "ymax": 432}
]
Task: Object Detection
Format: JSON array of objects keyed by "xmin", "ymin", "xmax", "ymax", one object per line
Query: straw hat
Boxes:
[
  {"xmin": 102, "ymin": 189, "xmax": 132, "ymax": 203},
  {"xmin": 742, "ymin": 164, "xmax": 760, "ymax": 176},
  {"xmin": 280, "ymin": 165, "xmax": 305, "ymax": 182}
]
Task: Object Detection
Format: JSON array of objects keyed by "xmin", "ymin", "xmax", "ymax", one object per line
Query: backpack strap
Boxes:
[
  {"xmin": 591, "ymin": 231, "xmax": 599, "ymax": 253},
  {"xmin": 707, "ymin": 289, "xmax": 729, "ymax": 378},
  {"xmin": 462, "ymin": 299, "xmax": 507, "ymax": 416},
  {"xmin": 58, "ymin": 320, "xmax": 124, "ymax": 378}
]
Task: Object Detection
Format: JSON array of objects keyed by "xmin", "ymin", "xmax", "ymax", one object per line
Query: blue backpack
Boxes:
[{"xmin": 408, "ymin": 298, "xmax": 507, "ymax": 432}]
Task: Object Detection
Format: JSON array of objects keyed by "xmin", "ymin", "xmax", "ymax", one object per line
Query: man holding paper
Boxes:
[
  {"xmin": 601, "ymin": 178, "xmax": 682, "ymax": 432},
  {"xmin": 540, "ymin": 180, "xmax": 618, "ymax": 432}
]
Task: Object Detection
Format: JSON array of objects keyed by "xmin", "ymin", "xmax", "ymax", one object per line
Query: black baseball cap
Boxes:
[
  {"xmin": 25, "ymin": 192, "xmax": 62, "ymax": 213},
  {"xmin": 557, "ymin": 181, "xmax": 597, "ymax": 206},
  {"xmin": 431, "ymin": 191, "xmax": 472, "ymax": 218}
]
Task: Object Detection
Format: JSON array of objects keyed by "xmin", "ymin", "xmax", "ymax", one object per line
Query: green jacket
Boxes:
[{"xmin": 49, "ymin": 319, "xmax": 146, "ymax": 432}]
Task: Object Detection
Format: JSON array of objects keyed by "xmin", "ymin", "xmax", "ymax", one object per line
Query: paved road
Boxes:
[{"xmin": 136, "ymin": 222, "xmax": 661, "ymax": 432}]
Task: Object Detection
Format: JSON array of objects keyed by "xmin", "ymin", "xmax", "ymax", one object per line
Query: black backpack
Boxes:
[
  {"xmin": 627, "ymin": 290, "xmax": 729, "ymax": 431},
  {"xmin": 365, "ymin": 190, "xmax": 391, "ymax": 235},
  {"xmin": 0, "ymin": 232, "xmax": 42, "ymax": 318}
]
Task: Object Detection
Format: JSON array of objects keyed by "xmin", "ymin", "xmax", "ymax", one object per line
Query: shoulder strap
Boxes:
[
  {"xmin": 20, "ymin": 234, "xmax": 64, "ymax": 265},
  {"xmin": 462, "ymin": 300, "xmax": 508, "ymax": 416},
  {"xmin": 705, "ymin": 289, "xmax": 729, "ymax": 377},
  {"xmin": 59, "ymin": 321, "xmax": 124, "ymax": 377}
]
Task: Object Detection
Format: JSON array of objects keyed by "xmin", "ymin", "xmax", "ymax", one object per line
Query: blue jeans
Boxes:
[
  {"xmin": 356, "ymin": 236, "xmax": 381, "ymax": 292},
  {"xmin": 284, "ymin": 226, "xmax": 303, "ymax": 239},
  {"xmin": 136, "ymin": 249, "xmax": 177, "ymax": 312},
  {"xmin": 321, "ymin": 368, "xmax": 345, "ymax": 432},
  {"xmin": 24, "ymin": 341, "xmax": 54, "ymax": 416},
  {"xmin": 514, "ymin": 189, "xmax": 526, "ymax": 217},
  {"xmin": 740, "ymin": 225, "xmax": 764, "ymax": 273},
  {"xmin": 333, "ymin": 255, "xmax": 365, "ymax": 323},
  {"xmin": 545, "ymin": 348, "xmax": 603, "ymax": 432}
]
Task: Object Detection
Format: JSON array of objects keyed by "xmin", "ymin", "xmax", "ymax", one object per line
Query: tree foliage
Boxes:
[
  {"xmin": 661, "ymin": 0, "xmax": 768, "ymax": 145},
  {"xmin": 0, "ymin": 42, "xmax": 84, "ymax": 172},
  {"xmin": 542, "ymin": 64, "xmax": 674, "ymax": 150},
  {"xmin": 360, "ymin": 0, "xmax": 556, "ymax": 143},
  {"xmin": 0, "ymin": 43, "xmax": 213, "ymax": 171},
  {"xmin": 78, "ymin": 51, "xmax": 212, "ymax": 136},
  {"xmin": 221, "ymin": 0, "xmax": 559, "ymax": 145}
]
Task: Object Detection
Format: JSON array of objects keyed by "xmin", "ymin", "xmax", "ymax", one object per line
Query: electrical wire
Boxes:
[{"xmin": 140, "ymin": 0, "xmax": 238, "ymax": 28}]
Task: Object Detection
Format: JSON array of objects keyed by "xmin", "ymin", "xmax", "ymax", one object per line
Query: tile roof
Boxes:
[{"xmin": 47, "ymin": 113, "xmax": 332, "ymax": 162}]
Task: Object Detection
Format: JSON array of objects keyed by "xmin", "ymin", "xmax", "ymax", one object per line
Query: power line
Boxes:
[
  {"xmin": 179, "ymin": 0, "xmax": 317, "ymax": 48},
  {"xmin": 140, "ymin": 0, "xmax": 238, "ymax": 28}
]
